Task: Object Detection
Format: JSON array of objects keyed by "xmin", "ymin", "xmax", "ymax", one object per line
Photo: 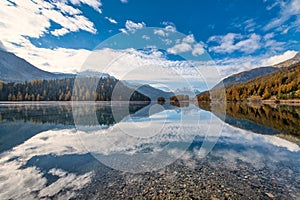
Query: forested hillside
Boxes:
[
  {"xmin": 0, "ymin": 77, "xmax": 150, "ymax": 101},
  {"xmin": 197, "ymin": 62, "xmax": 300, "ymax": 102},
  {"xmin": 226, "ymin": 62, "xmax": 300, "ymax": 101}
]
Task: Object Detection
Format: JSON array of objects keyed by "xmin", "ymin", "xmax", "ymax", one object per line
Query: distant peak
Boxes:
[
  {"xmin": 273, "ymin": 51, "xmax": 300, "ymax": 68},
  {"xmin": 294, "ymin": 52, "xmax": 300, "ymax": 59},
  {"xmin": 0, "ymin": 41, "xmax": 6, "ymax": 51}
]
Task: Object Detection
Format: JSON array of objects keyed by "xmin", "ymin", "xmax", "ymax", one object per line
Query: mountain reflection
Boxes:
[
  {"xmin": 0, "ymin": 104, "xmax": 299, "ymax": 199},
  {"xmin": 0, "ymin": 102, "xmax": 150, "ymax": 126},
  {"xmin": 0, "ymin": 102, "xmax": 149, "ymax": 153},
  {"xmin": 198, "ymin": 102, "xmax": 300, "ymax": 146}
]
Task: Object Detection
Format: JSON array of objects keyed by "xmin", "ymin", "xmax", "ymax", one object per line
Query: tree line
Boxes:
[
  {"xmin": 197, "ymin": 62, "xmax": 300, "ymax": 102},
  {"xmin": 0, "ymin": 77, "xmax": 150, "ymax": 102}
]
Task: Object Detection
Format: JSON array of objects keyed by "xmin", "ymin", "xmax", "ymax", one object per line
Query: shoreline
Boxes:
[{"xmin": 262, "ymin": 99, "xmax": 300, "ymax": 106}]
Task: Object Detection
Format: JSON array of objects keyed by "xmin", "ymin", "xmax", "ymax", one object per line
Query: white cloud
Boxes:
[
  {"xmin": 0, "ymin": 0, "xmax": 101, "ymax": 72},
  {"xmin": 142, "ymin": 35, "xmax": 150, "ymax": 40},
  {"xmin": 192, "ymin": 43, "xmax": 205, "ymax": 56},
  {"xmin": 0, "ymin": 129, "xmax": 93, "ymax": 199},
  {"xmin": 78, "ymin": 48, "xmax": 220, "ymax": 91},
  {"xmin": 214, "ymin": 56, "xmax": 261, "ymax": 78},
  {"xmin": 165, "ymin": 25, "xmax": 176, "ymax": 32},
  {"xmin": 153, "ymin": 24, "xmax": 176, "ymax": 38},
  {"xmin": 163, "ymin": 38, "xmax": 173, "ymax": 45},
  {"xmin": 167, "ymin": 43, "xmax": 192, "ymax": 54},
  {"xmin": 70, "ymin": 0, "xmax": 102, "ymax": 13},
  {"xmin": 264, "ymin": 0, "xmax": 300, "ymax": 33},
  {"xmin": 0, "ymin": 0, "xmax": 98, "ymax": 39},
  {"xmin": 105, "ymin": 16, "xmax": 118, "ymax": 24},
  {"xmin": 119, "ymin": 28, "xmax": 127, "ymax": 34},
  {"xmin": 208, "ymin": 33, "xmax": 261, "ymax": 54},
  {"xmin": 120, "ymin": 0, "xmax": 128, "ymax": 3},
  {"xmin": 162, "ymin": 22, "xmax": 176, "ymax": 32},
  {"xmin": 266, "ymin": 0, "xmax": 283, "ymax": 11},
  {"xmin": 54, "ymin": 1, "xmax": 82, "ymax": 15},
  {"xmin": 261, "ymin": 50, "xmax": 298, "ymax": 66},
  {"xmin": 243, "ymin": 19, "xmax": 256, "ymax": 32},
  {"xmin": 263, "ymin": 32, "xmax": 275, "ymax": 40},
  {"xmin": 182, "ymin": 34, "xmax": 196, "ymax": 43},
  {"xmin": 167, "ymin": 34, "xmax": 205, "ymax": 56},
  {"xmin": 51, "ymin": 28, "xmax": 70, "ymax": 37},
  {"xmin": 264, "ymin": 39, "xmax": 285, "ymax": 52},
  {"xmin": 154, "ymin": 29, "xmax": 167, "ymax": 37},
  {"xmin": 9, "ymin": 39, "xmax": 91, "ymax": 73},
  {"xmin": 230, "ymin": 18, "xmax": 258, "ymax": 33},
  {"xmin": 212, "ymin": 49, "xmax": 298, "ymax": 79},
  {"xmin": 122, "ymin": 20, "xmax": 146, "ymax": 33}
]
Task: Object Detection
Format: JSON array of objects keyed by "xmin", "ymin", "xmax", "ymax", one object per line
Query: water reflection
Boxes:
[
  {"xmin": 0, "ymin": 102, "xmax": 299, "ymax": 199},
  {"xmin": 0, "ymin": 102, "xmax": 150, "ymax": 126},
  {"xmin": 0, "ymin": 102, "xmax": 149, "ymax": 153},
  {"xmin": 201, "ymin": 103, "xmax": 300, "ymax": 146}
]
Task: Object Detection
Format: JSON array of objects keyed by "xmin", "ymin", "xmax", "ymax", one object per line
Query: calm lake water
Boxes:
[{"xmin": 0, "ymin": 102, "xmax": 300, "ymax": 199}]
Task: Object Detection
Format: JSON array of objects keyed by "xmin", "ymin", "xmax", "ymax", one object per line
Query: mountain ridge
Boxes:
[
  {"xmin": 0, "ymin": 50, "xmax": 74, "ymax": 82},
  {"xmin": 273, "ymin": 52, "xmax": 300, "ymax": 68},
  {"xmin": 213, "ymin": 52, "xmax": 300, "ymax": 89},
  {"xmin": 197, "ymin": 52, "xmax": 300, "ymax": 102},
  {"xmin": 0, "ymin": 50, "xmax": 171, "ymax": 101}
]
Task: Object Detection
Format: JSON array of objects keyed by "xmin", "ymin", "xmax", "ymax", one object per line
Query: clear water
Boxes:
[{"xmin": 0, "ymin": 102, "xmax": 299, "ymax": 199}]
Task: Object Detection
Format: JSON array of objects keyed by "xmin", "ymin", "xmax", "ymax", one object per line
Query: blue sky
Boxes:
[
  {"xmin": 0, "ymin": 0, "xmax": 300, "ymax": 80},
  {"xmin": 29, "ymin": 0, "xmax": 300, "ymax": 53}
]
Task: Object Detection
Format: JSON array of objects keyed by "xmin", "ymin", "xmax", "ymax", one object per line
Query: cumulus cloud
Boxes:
[
  {"xmin": 0, "ymin": 0, "xmax": 101, "ymax": 72},
  {"xmin": 0, "ymin": 0, "xmax": 98, "ymax": 41},
  {"xmin": 183, "ymin": 34, "xmax": 196, "ymax": 43},
  {"xmin": 153, "ymin": 24, "xmax": 176, "ymax": 39},
  {"xmin": 167, "ymin": 43, "xmax": 192, "ymax": 54},
  {"xmin": 0, "ymin": 129, "xmax": 93, "ymax": 199},
  {"xmin": 0, "ymin": 110, "xmax": 297, "ymax": 189},
  {"xmin": 162, "ymin": 21, "xmax": 176, "ymax": 32},
  {"xmin": 208, "ymin": 33, "xmax": 261, "ymax": 54},
  {"xmin": 79, "ymin": 48, "xmax": 220, "ymax": 91},
  {"xmin": 125, "ymin": 20, "xmax": 146, "ymax": 32},
  {"xmin": 167, "ymin": 34, "xmax": 205, "ymax": 56},
  {"xmin": 154, "ymin": 29, "xmax": 168, "ymax": 37},
  {"xmin": 192, "ymin": 43, "xmax": 205, "ymax": 56},
  {"xmin": 165, "ymin": 25, "xmax": 176, "ymax": 32}
]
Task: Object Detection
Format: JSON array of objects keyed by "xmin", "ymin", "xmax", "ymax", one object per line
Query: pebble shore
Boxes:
[{"xmin": 75, "ymin": 154, "xmax": 300, "ymax": 200}]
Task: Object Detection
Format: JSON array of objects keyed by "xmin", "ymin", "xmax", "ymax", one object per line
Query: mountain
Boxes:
[
  {"xmin": 75, "ymin": 70, "xmax": 115, "ymax": 79},
  {"xmin": 197, "ymin": 52, "xmax": 300, "ymax": 102},
  {"xmin": 213, "ymin": 52, "xmax": 300, "ymax": 89},
  {"xmin": 273, "ymin": 52, "xmax": 300, "ymax": 68},
  {"xmin": 125, "ymin": 82, "xmax": 174, "ymax": 101},
  {"xmin": 225, "ymin": 62, "xmax": 300, "ymax": 101},
  {"xmin": 0, "ymin": 50, "xmax": 74, "ymax": 82},
  {"xmin": 213, "ymin": 67, "xmax": 278, "ymax": 88}
]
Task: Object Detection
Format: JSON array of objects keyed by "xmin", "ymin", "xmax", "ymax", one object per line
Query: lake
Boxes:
[{"xmin": 0, "ymin": 102, "xmax": 299, "ymax": 199}]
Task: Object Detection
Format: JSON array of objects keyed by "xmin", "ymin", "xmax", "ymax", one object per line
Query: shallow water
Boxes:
[{"xmin": 0, "ymin": 102, "xmax": 299, "ymax": 199}]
